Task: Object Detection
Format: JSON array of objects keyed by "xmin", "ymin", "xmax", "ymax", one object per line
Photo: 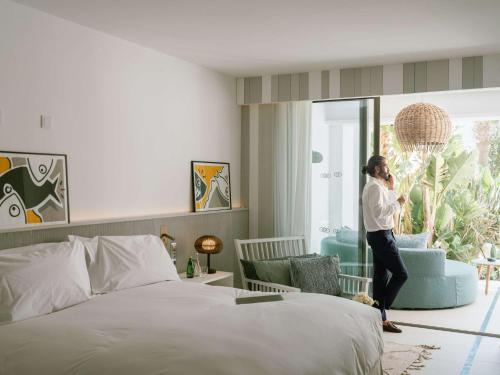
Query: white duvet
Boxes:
[{"xmin": 0, "ymin": 281, "xmax": 383, "ymax": 375}]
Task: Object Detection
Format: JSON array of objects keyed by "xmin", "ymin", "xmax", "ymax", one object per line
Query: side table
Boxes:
[
  {"xmin": 179, "ymin": 271, "xmax": 233, "ymax": 287},
  {"xmin": 471, "ymin": 258, "xmax": 500, "ymax": 295}
]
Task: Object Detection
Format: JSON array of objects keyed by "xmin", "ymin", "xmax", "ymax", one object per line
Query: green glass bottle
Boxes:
[{"xmin": 186, "ymin": 257, "xmax": 194, "ymax": 278}]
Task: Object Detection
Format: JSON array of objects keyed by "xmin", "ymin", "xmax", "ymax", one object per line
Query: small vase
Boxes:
[{"xmin": 193, "ymin": 253, "xmax": 202, "ymax": 277}]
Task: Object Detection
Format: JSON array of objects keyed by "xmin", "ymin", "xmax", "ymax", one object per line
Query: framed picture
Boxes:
[
  {"xmin": 0, "ymin": 151, "xmax": 69, "ymax": 230},
  {"xmin": 191, "ymin": 161, "xmax": 231, "ymax": 212}
]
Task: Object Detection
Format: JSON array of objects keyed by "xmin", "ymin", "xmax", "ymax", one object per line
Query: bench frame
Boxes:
[{"xmin": 235, "ymin": 236, "xmax": 371, "ymax": 296}]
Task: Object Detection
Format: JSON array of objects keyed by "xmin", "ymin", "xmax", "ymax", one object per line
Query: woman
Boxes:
[{"xmin": 361, "ymin": 155, "xmax": 408, "ymax": 333}]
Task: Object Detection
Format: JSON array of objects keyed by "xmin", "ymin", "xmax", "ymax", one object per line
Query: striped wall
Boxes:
[
  {"xmin": 237, "ymin": 53, "xmax": 500, "ymax": 104},
  {"xmin": 241, "ymin": 105, "xmax": 275, "ymax": 239}
]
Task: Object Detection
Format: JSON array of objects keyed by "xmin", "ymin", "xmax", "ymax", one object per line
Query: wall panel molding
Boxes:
[
  {"xmin": 248, "ymin": 105, "xmax": 260, "ymax": 238},
  {"xmin": 449, "ymin": 58, "xmax": 462, "ymax": 90},
  {"xmin": 0, "ymin": 209, "xmax": 249, "ymax": 288},
  {"xmin": 262, "ymin": 75, "xmax": 272, "ymax": 103},
  {"xmin": 329, "ymin": 68, "xmax": 341, "ymax": 98},
  {"xmin": 278, "ymin": 74, "xmax": 292, "ymax": 101},
  {"xmin": 383, "ymin": 63, "xmax": 403, "ymax": 95},
  {"xmin": 484, "ymin": 54, "xmax": 500, "ymax": 88},
  {"xmin": 308, "ymin": 71, "xmax": 322, "ymax": 100},
  {"xmin": 427, "ymin": 59, "xmax": 449, "ymax": 92}
]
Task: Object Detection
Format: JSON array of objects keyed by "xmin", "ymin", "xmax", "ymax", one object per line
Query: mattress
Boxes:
[{"xmin": 0, "ymin": 281, "xmax": 383, "ymax": 375}]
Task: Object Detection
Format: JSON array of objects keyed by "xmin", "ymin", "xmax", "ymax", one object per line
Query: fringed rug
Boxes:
[{"xmin": 382, "ymin": 342, "xmax": 440, "ymax": 375}]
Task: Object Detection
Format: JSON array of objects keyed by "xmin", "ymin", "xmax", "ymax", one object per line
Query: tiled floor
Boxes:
[
  {"xmin": 382, "ymin": 279, "xmax": 500, "ymax": 374},
  {"xmin": 383, "ymin": 326, "xmax": 500, "ymax": 374},
  {"xmin": 388, "ymin": 280, "xmax": 500, "ymax": 334}
]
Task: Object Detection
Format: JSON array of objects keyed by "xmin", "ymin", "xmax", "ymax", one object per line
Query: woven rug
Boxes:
[{"xmin": 382, "ymin": 342, "xmax": 440, "ymax": 375}]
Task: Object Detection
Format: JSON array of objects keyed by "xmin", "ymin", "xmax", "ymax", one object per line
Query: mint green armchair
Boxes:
[{"xmin": 321, "ymin": 236, "xmax": 478, "ymax": 309}]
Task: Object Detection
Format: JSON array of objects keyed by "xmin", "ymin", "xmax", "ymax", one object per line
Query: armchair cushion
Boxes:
[
  {"xmin": 290, "ymin": 255, "xmax": 342, "ymax": 296},
  {"xmin": 320, "ymin": 235, "xmax": 476, "ymax": 308},
  {"xmin": 395, "ymin": 232, "xmax": 430, "ymax": 249},
  {"xmin": 336, "ymin": 228, "xmax": 358, "ymax": 244},
  {"xmin": 240, "ymin": 259, "xmax": 259, "ymax": 280},
  {"xmin": 254, "ymin": 259, "xmax": 292, "ymax": 285},
  {"xmin": 398, "ymin": 248, "xmax": 446, "ymax": 276},
  {"xmin": 241, "ymin": 254, "xmax": 319, "ymax": 283}
]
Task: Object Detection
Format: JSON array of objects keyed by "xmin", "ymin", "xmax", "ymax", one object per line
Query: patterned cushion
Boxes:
[
  {"xmin": 395, "ymin": 232, "xmax": 429, "ymax": 249},
  {"xmin": 289, "ymin": 255, "xmax": 342, "ymax": 296}
]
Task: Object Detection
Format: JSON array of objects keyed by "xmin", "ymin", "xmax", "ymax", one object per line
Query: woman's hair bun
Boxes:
[{"xmin": 361, "ymin": 166, "xmax": 368, "ymax": 174}]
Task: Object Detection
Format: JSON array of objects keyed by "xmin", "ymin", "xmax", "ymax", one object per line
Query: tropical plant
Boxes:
[
  {"xmin": 421, "ymin": 143, "xmax": 478, "ymax": 243},
  {"xmin": 486, "ymin": 120, "xmax": 500, "ymax": 172},
  {"xmin": 381, "ymin": 122, "xmax": 500, "ymax": 266},
  {"xmin": 435, "ymin": 183, "xmax": 497, "ymax": 262},
  {"xmin": 381, "ymin": 126, "xmax": 421, "ymax": 234}
]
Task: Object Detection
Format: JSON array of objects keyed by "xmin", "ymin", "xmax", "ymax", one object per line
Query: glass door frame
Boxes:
[{"xmin": 312, "ymin": 96, "xmax": 380, "ymax": 277}]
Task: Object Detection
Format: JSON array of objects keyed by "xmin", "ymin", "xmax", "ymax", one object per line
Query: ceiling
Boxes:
[{"xmin": 13, "ymin": 0, "xmax": 500, "ymax": 76}]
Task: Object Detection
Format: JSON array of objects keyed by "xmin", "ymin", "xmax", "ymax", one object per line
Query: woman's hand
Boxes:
[{"xmin": 397, "ymin": 195, "xmax": 407, "ymax": 205}]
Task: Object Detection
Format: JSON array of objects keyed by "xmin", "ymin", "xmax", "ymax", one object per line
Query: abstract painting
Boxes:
[
  {"xmin": 191, "ymin": 161, "xmax": 231, "ymax": 212},
  {"xmin": 0, "ymin": 151, "xmax": 69, "ymax": 230}
]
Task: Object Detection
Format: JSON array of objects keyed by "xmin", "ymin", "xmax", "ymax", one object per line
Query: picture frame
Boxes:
[
  {"xmin": 191, "ymin": 161, "xmax": 231, "ymax": 212},
  {"xmin": 0, "ymin": 150, "xmax": 70, "ymax": 230}
]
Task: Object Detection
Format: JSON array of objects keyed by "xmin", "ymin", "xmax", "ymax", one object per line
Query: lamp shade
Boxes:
[
  {"xmin": 394, "ymin": 103, "xmax": 452, "ymax": 153},
  {"xmin": 194, "ymin": 235, "xmax": 223, "ymax": 254},
  {"xmin": 194, "ymin": 235, "xmax": 222, "ymax": 274}
]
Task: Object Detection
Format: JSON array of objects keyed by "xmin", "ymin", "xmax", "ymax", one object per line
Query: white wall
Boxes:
[{"xmin": 0, "ymin": 0, "xmax": 240, "ymax": 221}]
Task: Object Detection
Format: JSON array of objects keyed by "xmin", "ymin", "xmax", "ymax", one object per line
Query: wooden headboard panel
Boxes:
[{"xmin": 0, "ymin": 209, "xmax": 249, "ymax": 288}]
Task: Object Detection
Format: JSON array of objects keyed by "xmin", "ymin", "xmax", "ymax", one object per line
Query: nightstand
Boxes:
[{"xmin": 179, "ymin": 271, "xmax": 233, "ymax": 287}]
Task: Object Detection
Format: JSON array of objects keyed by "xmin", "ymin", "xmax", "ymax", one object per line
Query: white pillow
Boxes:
[
  {"xmin": 0, "ymin": 241, "xmax": 92, "ymax": 322},
  {"xmin": 68, "ymin": 234, "xmax": 98, "ymax": 266},
  {"xmin": 86, "ymin": 235, "xmax": 180, "ymax": 294}
]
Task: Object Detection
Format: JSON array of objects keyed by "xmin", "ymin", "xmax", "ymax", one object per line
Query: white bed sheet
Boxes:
[{"xmin": 0, "ymin": 281, "xmax": 383, "ymax": 375}]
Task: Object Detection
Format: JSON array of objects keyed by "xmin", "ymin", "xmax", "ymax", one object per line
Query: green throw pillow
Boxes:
[
  {"xmin": 289, "ymin": 255, "xmax": 342, "ymax": 296},
  {"xmin": 244, "ymin": 253, "xmax": 320, "ymax": 285},
  {"xmin": 240, "ymin": 259, "xmax": 259, "ymax": 280},
  {"xmin": 254, "ymin": 259, "xmax": 292, "ymax": 285}
]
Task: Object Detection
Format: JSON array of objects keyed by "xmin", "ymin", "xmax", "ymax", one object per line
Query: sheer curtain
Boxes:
[{"xmin": 273, "ymin": 101, "xmax": 312, "ymax": 241}]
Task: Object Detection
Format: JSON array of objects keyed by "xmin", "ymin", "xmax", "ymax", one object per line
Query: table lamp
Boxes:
[{"xmin": 194, "ymin": 235, "xmax": 223, "ymax": 274}]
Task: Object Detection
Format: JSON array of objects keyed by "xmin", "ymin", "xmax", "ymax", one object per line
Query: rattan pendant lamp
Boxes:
[{"xmin": 394, "ymin": 103, "xmax": 452, "ymax": 154}]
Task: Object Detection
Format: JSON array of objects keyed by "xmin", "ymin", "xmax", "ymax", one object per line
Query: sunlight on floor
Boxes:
[
  {"xmin": 388, "ymin": 280, "xmax": 500, "ymax": 335},
  {"xmin": 382, "ymin": 279, "xmax": 499, "ymax": 374},
  {"xmin": 383, "ymin": 326, "xmax": 500, "ymax": 375}
]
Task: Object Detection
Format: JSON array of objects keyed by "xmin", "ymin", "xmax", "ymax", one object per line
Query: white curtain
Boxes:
[{"xmin": 273, "ymin": 101, "xmax": 312, "ymax": 241}]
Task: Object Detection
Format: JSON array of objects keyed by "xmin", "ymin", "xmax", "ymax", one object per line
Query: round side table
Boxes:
[{"xmin": 471, "ymin": 258, "xmax": 500, "ymax": 295}]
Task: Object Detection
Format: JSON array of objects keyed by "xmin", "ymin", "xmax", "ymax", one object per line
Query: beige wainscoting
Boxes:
[{"xmin": 0, "ymin": 209, "xmax": 249, "ymax": 289}]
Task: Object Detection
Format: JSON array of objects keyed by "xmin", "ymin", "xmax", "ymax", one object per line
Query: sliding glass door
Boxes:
[{"xmin": 310, "ymin": 98, "xmax": 379, "ymax": 278}]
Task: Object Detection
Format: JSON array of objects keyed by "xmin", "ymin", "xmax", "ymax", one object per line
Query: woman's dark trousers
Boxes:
[{"xmin": 366, "ymin": 230, "xmax": 408, "ymax": 321}]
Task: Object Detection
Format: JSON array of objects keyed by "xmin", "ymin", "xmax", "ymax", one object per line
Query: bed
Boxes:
[{"xmin": 0, "ymin": 236, "xmax": 383, "ymax": 375}]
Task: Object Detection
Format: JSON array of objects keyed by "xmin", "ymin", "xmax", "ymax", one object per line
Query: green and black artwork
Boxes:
[{"xmin": 0, "ymin": 151, "xmax": 69, "ymax": 229}]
